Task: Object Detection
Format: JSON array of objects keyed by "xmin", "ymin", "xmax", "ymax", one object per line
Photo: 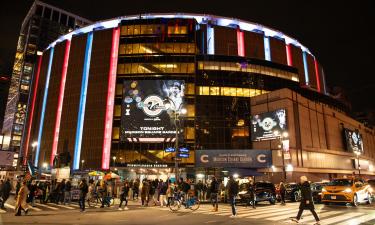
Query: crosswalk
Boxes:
[
  {"xmin": 0, "ymin": 202, "xmax": 81, "ymax": 213},
  {"xmin": 157, "ymin": 203, "xmax": 375, "ymax": 225}
]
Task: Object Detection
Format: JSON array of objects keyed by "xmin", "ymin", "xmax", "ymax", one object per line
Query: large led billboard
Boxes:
[
  {"xmin": 251, "ymin": 109, "xmax": 287, "ymax": 141},
  {"xmin": 344, "ymin": 128, "xmax": 364, "ymax": 153},
  {"xmin": 121, "ymin": 80, "xmax": 185, "ymax": 142}
]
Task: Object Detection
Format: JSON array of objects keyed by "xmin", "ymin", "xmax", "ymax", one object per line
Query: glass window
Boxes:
[
  {"xmin": 114, "ymin": 105, "xmax": 121, "ymax": 117},
  {"xmin": 113, "ymin": 127, "xmax": 120, "ymax": 139},
  {"xmin": 186, "ymin": 83, "xmax": 195, "ymax": 95},
  {"xmin": 52, "ymin": 10, "xmax": 59, "ymax": 22},
  {"xmin": 133, "ymin": 25, "xmax": 140, "ymax": 35},
  {"xmin": 68, "ymin": 17, "xmax": 75, "ymax": 28},
  {"xmin": 43, "ymin": 7, "xmax": 51, "ymax": 19},
  {"xmin": 36, "ymin": 5, "xmax": 43, "ymax": 16},
  {"xmin": 115, "ymin": 84, "xmax": 122, "ymax": 96},
  {"xmin": 60, "ymin": 13, "xmax": 67, "ymax": 25}
]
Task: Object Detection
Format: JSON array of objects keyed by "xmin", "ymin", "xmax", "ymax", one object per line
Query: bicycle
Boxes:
[
  {"xmin": 169, "ymin": 192, "xmax": 200, "ymax": 212},
  {"xmin": 87, "ymin": 192, "xmax": 115, "ymax": 207}
]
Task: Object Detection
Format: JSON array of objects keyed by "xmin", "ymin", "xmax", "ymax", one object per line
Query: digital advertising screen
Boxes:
[
  {"xmin": 251, "ymin": 109, "xmax": 287, "ymax": 141},
  {"xmin": 121, "ymin": 80, "xmax": 185, "ymax": 142},
  {"xmin": 344, "ymin": 128, "xmax": 364, "ymax": 153}
]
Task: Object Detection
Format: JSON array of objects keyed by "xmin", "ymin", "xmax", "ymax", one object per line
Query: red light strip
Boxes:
[
  {"xmin": 23, "ymin": 55, "xmax": 43, "ymax": 165},
  {"xmin": 50, "ymin": 40, "xmax": 71, "ymax": 166},
  {"xmin": 314, "ymin": 58, "xmax": 321, "ymax": 92},
  {"xmin": 237, "ymin": 29, "xmax": 245, "ymax": 57},
  {"xmin": 102, "ymin": 27, "xmax": 120, "ymax": 170},
  {"xmin": 286, "ymin": 44, "xmax": 293, "ymax": 66}
]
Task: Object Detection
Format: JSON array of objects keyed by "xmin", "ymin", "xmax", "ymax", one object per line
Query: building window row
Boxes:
[
  {"xmin": 197, "ymin": 86, "xmax": 268, "ymax": 97},
  {"xmin": 119, "ymin": 43, "xmax": 196, "ymax": 55},
  {"xmin": 121, "ymin": 24, "xmax": 188, "ymax": 36},
  {"xmin": 198, "ymin": 61, "xmax": 299, "ymax": 82},
  {"xmin": 117, "ymin": 63, "xmax": 195, "ymax": 74}
]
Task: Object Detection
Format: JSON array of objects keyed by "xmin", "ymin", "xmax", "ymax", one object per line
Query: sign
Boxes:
[
  {"xmin": 344, "ymin": 129, "xmax": 364, "ymax": 153},
  {"xmin": 51, "ymin": 167, "xmax": 70, "ymax": 182},
  {"xmin": 179, "ymin": 147, "xmax": 189, "ymax": 153},
  {"xmin": 0, "ymin": 151, "xmax": 14, "ymax": 166},
  {"xmin": 121, "ymin": 80, "xmax": 185, "ymax": 142},
  {"xmin": 251, "ymin": 109, "xmax": 287, "ymax": 141},
  {"xmin": 178, "ymin": 153, "xmax": 189, "ymax": 158},
  {"xmin": 195, "ymin": 149, "xmax": 272, "ymax": 168},
  {"xmin": 165, "ymin": 147, "xmax": 175, "ymax": 153},
  {"xmin": 282, "ymin": 139, "xmax": 291, "ymax": 160},
  {"xmin": 126, "ymin": 163, "xmax": 169, "ymax": 168}
]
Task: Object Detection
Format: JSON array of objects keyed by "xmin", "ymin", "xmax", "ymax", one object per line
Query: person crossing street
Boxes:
[
  {"xmin": 227, "ymin": 176, "xmax": 239, "ymax": 218},
  {"xmin": 210, "ymin": 176, "xmax": 219, "ymax": 212},
  {"xmin": 118, "ymin": 181, "xmax": 130, "ymax": 210},
  {"xmin": 79, "ymin": 179, "xmax": 88, "ymax": 212}
]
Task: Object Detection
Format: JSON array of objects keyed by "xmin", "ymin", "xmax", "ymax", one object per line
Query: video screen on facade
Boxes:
[
  {"xmin": 121, "ymin": 80, "xmax": 185, "ymax": 142},
  {"xmin": 251, "ymin": 109, "xmax": 287, "ymax": 141},
  {"xmin": 344, "ymin": 128, "xmax": 364, "ymax": 153}
]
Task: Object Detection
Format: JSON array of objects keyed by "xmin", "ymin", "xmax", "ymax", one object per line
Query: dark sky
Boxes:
[{"xmin": 1, "ymin": 0, "xmax": 375, "ymax": 112}]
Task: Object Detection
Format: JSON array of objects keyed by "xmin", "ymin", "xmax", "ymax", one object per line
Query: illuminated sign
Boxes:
[
  {"xmin": 165, "ymin": 147, "xmax": 175, "ymax": 153},
  {"xmin": 344, "ymin": 129, "xmax": 364, "ymax": 153},
  {"xmin": 178, "ymin": 153, "xmax": 189, "ymax": 158},
  {"xmin": 251, "ymin": 109, "xmax": 287, "ymax": 141}
]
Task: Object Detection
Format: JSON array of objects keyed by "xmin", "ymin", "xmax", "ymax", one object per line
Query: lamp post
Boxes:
[
  {"xmin": 354, "ymin": 151, "xmax": 361, "ymax": 176},
  {"xmin": 112, "ymin": 156, "xmax": 117, "ymax": 167},
  {"xmin": 81, "ymin": 159, "xmax": 85, "ymax": 170},
  {"xmin": 31, "ymin": 141, "xmax": 38, "ymax": 164},
  {"xmin": 274, "ymin": 131, "xmax": 288, "ymax": 181}
]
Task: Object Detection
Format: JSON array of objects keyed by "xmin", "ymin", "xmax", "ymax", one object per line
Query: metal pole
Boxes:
[
  {"xmin": 358, "ymin": 155, "xmax": 361, "ymax": 176},
  {"xmin": 175, "ymin": 112, "xmax": 179, "ymax": 180},
  {"xmin": 280, "ymin": 137, "xmax": 286, "ymax": 181}
]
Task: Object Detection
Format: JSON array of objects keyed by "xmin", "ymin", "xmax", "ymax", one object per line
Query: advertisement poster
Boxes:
[
  {"xmin": 251, "ymin": 109, "xmax": 287, "ymax": 141},
  {"xmin": 195, "ymin": 149, "xmax": 272, "ymax": 168},
  {"xmin": 121, "ymin": 80, "xmax": 185, "ymax": 142},
  {"xmin": 344, "ymin": 129, "xmax": 364, "ymax": 153}
]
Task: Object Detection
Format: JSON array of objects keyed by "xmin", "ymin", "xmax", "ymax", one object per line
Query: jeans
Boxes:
[
  {"xmin": 296, "ymin": 208, "xmax": 320, "ymax": 221},
  {"xmin": 210, "ymin": 193, "xmax": 218, "ymax": 208},
  {"xmin": 79, "ymin": 194, "xmax": 86, "ymax": 211},
  {"xmin": 229, "ymin": 195, "xmax": 236, "ymax": 215},
  {"xmin": 119, "ymin": 194, "xmax": 128, "ymax": 208}
]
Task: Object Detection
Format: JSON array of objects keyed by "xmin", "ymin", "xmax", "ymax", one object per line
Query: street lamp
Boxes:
[
  {"xmin": 274, "ymin": 130, "xmax": 288, "ymax": 181},
  {"xmin": 42, "ymin": 162, "xmax": 48, "ymax": 170},
  {"xmin": 165, "ymin": 102, "xmax": 186, "ymax": 180},
  {"xmin": 81, "ymin": 159, "xmax": 85, "ymax": 170},
  {"xmin": 31, "ymin": 141, "xmax": 38, "ymax": 163},
  {"xmin": 354, "ymin": 151, "xmax": 361, "ymax": 176},
  {"xmin": 112, "ymin": 156, "xmax": 117, "ymax": 167}
]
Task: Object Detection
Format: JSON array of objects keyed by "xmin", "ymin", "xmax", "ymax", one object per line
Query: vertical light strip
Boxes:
[
  {"xmin": 237, "ymin": 29, "xmax": 245, "ymax": 57},
  {"xmin": 207, "ymin": 25, "xmax": 215, "ymax": 55},
  {"xmin": 264, "ymin": 36, "xmax": 271, "ymax": 61},
  {"xmin": 35, "ymin": 47, "xmax": 54, "ymax": 167},
  {"xmin": 23, "ymin": 55, "xmax": 43, "ymax": 165},
  {"xmin": 102, "ymin": 27, "xmax": 120, "ymax": 170},
  {"xmin": 314, "ymin": 58, "xmax": 321, "ymax": 92},
  {"xmin": 286, "ymin": 44, "xmax": 293, "ymax": 66},
  {"xmin": 321, "ymin": 68, "xmax": 327, "ymax": 94},
  {"xmin": 73, "ymin": 32, "xmax": 93, "ymax": 170},
  {"xmin": 302, "ymin": 51, "xmax": 309, "ymax": 85},
  {"xmin": 50, "ymin": 40, "xmax": 71, "ymax": 166}
]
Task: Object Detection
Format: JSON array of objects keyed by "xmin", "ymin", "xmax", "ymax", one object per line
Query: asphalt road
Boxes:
[{"xmin": 1, "ymin": 197, "xmax": 375, "ymax": 225}]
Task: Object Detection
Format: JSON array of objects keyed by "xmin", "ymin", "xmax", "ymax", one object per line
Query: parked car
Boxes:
[
  {"xmin": 238, "ymin": 181, "xmax": 276, "ymax": 205},
  {"xmin": 322, "ymin": 177, "xmax": 372, "ymax": 206},
  {"xmin": 367, "ymin": 179, "xmax": 375, "ymax": 199},
  {"xmin": 283, "ymin": 183, "xmax": 301, "ymax": 202},
  {"xmin": 311, "ymin": 182, "xmax": 328, "ymax": 203}
]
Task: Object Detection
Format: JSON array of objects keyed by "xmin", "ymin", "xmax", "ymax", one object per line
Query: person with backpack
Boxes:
[
  {"xmin": 79, "ymin": 178, "xmax": 88, "ymax": 212},
  {"xmin": 227, "ymin": 176, "xmax": 239, "ymax": 218},
  {"xmin": 118, "ymin": 181, "xmax": 130, "ymax": 210},
  {"xmin": 210, "ymin": 176, "xmax": 219, "ymax": 212}
]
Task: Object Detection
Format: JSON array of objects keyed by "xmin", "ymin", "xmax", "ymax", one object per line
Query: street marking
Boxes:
[
  {"xmin": 4, "ymin": 203, "xmax": 15, "ymax": 209},
  {"xmin": 48, "ymin": 203, "xmax": 75, "ymax": 210},
  {"xmin": 0, "ymin": 209, "xmax": 6, "ymax": 213},
  {"xmin": 34, "ymin": 203, "xmax": 58, "ymax": 210},
  {"xmin": 323, "ymin": 212, "xmax": 364, "ymax": 224},
  {"xmin": 300, "ymin": 210, "xmax": 343, "ymax": 223},
  {"xmin": 335, "ymin": 213, "xmax": 375, "ymax": 225}
]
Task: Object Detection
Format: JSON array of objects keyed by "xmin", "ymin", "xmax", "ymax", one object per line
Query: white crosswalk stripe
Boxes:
[
  {"xmin": 322, "ymin": 212, "xmax": 364, "ymax": 225},
  {"xmin": 47, "ymin": 203, "xmax": 75, "ymax": 210},
  {"xmin": 0, "ymin": 208, "xmax": 6, "ymax": 213},
  {"xmin": 335, "ymin": 214, "xmax": 375, "ymax": 225},
  {"xmin": 34, "ymin": 203, "xmax": 58, "ymax": 210}
]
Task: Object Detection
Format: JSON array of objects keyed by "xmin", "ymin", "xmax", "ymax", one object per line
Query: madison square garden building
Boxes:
[{"xmin": 23, "ymin": 13, "xmax": 375, "ymax": 182}]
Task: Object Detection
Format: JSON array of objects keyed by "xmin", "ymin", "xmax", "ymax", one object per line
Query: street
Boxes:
[{"xmin": 1, "ymin": 197, "xmax": 375, "ymax": 225}]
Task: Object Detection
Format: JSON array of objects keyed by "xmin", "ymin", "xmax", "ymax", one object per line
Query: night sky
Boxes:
[{"xmin": 1, "ymin": 0, "xmax": 374, "ymax": 112}]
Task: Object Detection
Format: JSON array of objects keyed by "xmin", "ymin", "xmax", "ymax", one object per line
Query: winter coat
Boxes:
[
  {"xmin": 210, "ymin": 180, "xmax": 219, "ymax": 194},
  {"xmin": 1, "ymin": 180, "xmax": 11, "ymax": 199},
  {"xmin": 15, "ymin": 185, "xmax": 29, "ymax": 210},
  {"xmin": 228, "ymin": 180, "xmax": 239, "ymax": 197},
  {"xmin": 299, "ymin": 181, "xmax": 314, "ymax": 209},
  {"xmin": 141, "ymin": 181, "xmax": 150, "ymax": 198}
]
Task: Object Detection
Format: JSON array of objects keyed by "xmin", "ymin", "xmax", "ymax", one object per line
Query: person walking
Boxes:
[
  {"xmin": 15, "ymin": 181, "xmax": 30, "ymax": 216},
  {"xmin": 1, "ymin": 179, "xmax": 11, "ymax": 209},
  {"xmin": 159, "ymin": 180, "xmax": 167, "ymax": 207},
  {"xmin": 100, "ymin": 181, "xmax": 110, "ymax": 208},
  {"xmin": 79, "ymin": 179, "xmax": 88, "ymax": 212},
  {"xmin": 64, "ymin": 179, "xmax": 72, "ymax": 205},
  {"xmin": 292, "ymin": 176, "xmax": 320, "ymax": 225},
  {"xmin": 141, "ymin": 179, "xmax": 150, "ymax": 206},
  {"xmin": 133, "ymin": 179, "xmax": 139, "ymax": 200},
  {"xmin": 166, "ymin": 180, "xmax": 175, "ymax": 207},
  {"xmin": 118, "ymin": 181, "xmax": 130, "ymax": 210},
  {"xmin": 227, "ymin": 176, "xmax": 239, "ymax": 218},
  {"xmin": 210, "ymin": 176, "xmax": 219, "ymax": 212},
  {"xmin": 196, "ymin": 180, "xmax": 203, "ymax": 201},
  {"xmin": 248, "ymin": 180, "xmax": 256, "ymax": 209},
  {"xmin": 279, "ymin": 182, "xmax": 286, "ymax": 205}
]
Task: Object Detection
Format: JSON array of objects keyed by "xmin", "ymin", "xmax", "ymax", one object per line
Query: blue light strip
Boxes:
[
  {"xmin": 264, "ymin": 36, "xmax": 271, "ymax": 61},
  {"xmin": 35, "ymin": 47, "xmax": 54, "ymax": 167},
  {"xmin": 73, "ymin": 32, "xmax": 93, "ymax": 170},
  {"xmin": 207, "ymin": 25, "xmax": 214, "ymax": 54},
  {"xmin": 302, "ymin": 51, "xmax": 309, "ymax": 85}
]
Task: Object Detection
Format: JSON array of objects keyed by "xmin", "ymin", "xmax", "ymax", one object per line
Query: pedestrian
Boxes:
[
  {"xmin": 292, "ymin": 176, "xmax": 320, "ymax": 225},
  {"xmin": 133, "ymin": 179, "xmax": 139, "ymax": 200},
  {"xmin": 159, "ymin": 180, "xmax": 167, "ymax": 207},
  {"xmin": 15, "ymin": 180, "xmax": 30, "ymax": 216},
  {"xmin": 141, "ymin": 179, "xmax": 150, "ymax": 206},
  {"xmin": 196, "ymin": 180, "xmax": 203, "ymax": 201},
  {"xmin": 149, "ymin": 179, "xmax": 157, "ymax": 206},
  {"xmin": 57, "ymin": 179, "xmax": 66, "ymax": 204},
  {"xmin": 202, "ymin": 183, "xmax": 208, "ymax": 201},
  {"xmin": 64, "ymin": 179, "xmax": 72, "ymax": 205},
  {"xmin": 15, "ymin": 179, "xmax": 21, "ymax": 199},
  {"xmin": 210, "ymin": 176, "xmax": 219, "ymax": 212},
  {"xmin": 166, "ymin": 180, "xmax": 175, "ymax": 206},
  {"xmin": 1, "ymin": 179, "xmax": 11, "ymax": 209},
  {"xmin": 227, "ymin": 176, "xmax": 239, "ymax": 218},
  {"xmin": 248, "ymin": 179, "xmax": 256, "ymax": 208},
  {"xmin": 118, "ymin": 181, "xmax": 129, "ymax": 210},
  {"xmin": 279, "ymin": 181, "xmax": 286, "ymax": 205},
  {"xmin": 100, "ymin": 181, "xmax": 110, "ymax": 208},
  {"xmin": 79, "ymin": 178, "xmax": 88, "ymax": 212},
  {"xmin": 27, "ymin": 181, "xmax": 36, "ymax": 207}
]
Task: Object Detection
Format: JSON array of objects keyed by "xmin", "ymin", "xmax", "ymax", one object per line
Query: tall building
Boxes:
[
  {"xmin": 0, "ymin": 75, "xmax": 10, "ymax": 131},
  {"xmin": 26, "ymin": 13, "xmax": 375, "ymax": 181},
  {"xmin": 1, "ymin": 1, "xmax": 91, "ymax": 162}
]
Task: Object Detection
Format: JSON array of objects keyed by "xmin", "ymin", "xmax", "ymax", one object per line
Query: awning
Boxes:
[{"xmin": 225, "ymin": 168, "xmax": 264, "ymax": 177}]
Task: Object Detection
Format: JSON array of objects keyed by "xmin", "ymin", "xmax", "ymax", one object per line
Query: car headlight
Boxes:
[
  {"xmin": 343, "ymin": 188, "xmax": 352, "ymax": 193},
  {"xmin": 322, "ymin": 188, "xmax": 327, "ymax": 192}
]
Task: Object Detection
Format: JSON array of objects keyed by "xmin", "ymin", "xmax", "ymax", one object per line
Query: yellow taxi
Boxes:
[{"xmin": 321, "ymin": 177, "xmax": 372, "ymax": 206}]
